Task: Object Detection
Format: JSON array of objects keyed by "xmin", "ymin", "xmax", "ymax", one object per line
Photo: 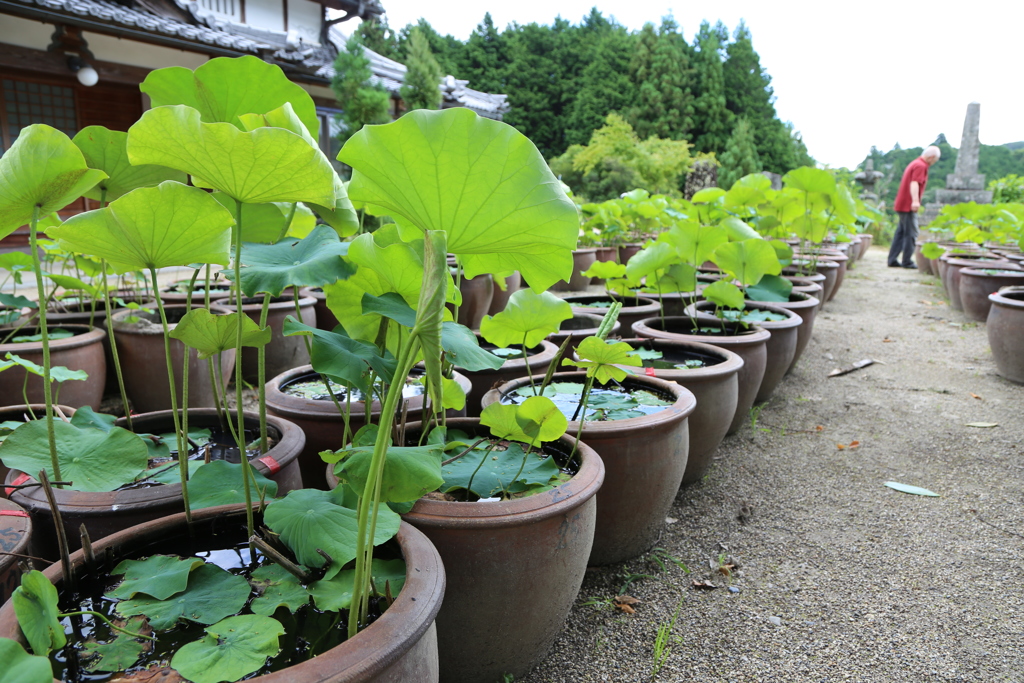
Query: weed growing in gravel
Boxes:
[
  {"xmin": 651, "ymin": 598, "xmax": 685, "ymax": 678},
  {"xmin": 649, "ymin": 547, "xmax": 690, "ymax": 573},
  {"xmin": 749, "ymin": 403, "xmax": 767, "ymax": 430}
]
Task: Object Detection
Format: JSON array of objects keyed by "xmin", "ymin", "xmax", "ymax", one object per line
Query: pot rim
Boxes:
[
  {"xmin": 0, "ymin": 504, "xmax": 445, "ymax": 683},
  {"xmin": 691, "ymin": 301, "xmax": 802, "ymax": 330},
  {"xmin": 614, "ymin": 337, "xmax": 744, "ymax": 381},
  {"xmin": 757, "ymin": 292, "xmax": 820, "ymax": 310},
  {"xmin": 563, "ymin": 294, "xmax": 659, "ymax": 314},
  {"xmin": 631, "ymin": 316, "xmax": 772, "ymax": 346},
  {"xmin": 217, "ymin": 295, "xmax": 317, "ymax": 312},
  {"xmin": 989, "ymin": 287, "xmax": 1024, "ymax": 308},
  {"xmin": 960, "ymin": 266, "xmax": 1024, "ymax": 277},
  {"xmin": 461, "ymin": 338, "xmax": 559, "ymax": 374},
  {"xmin": 0, "ymin": 324, "xmax": 106, "ymax": 352}
]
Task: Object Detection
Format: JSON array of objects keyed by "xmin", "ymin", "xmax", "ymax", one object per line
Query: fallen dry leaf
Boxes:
[
  {"xmin": 718, "ymin": 564, "xmax": 735, "ymax": 577},
  {"xmin": 836, "ymin": 443, "xmax": 845, "ymax": 450},
  {"xmin": 882, "ymin": 337, "xmax": 894, "ymax": 343},
  {"xmin": 849, "ymin": 440, "xmax": 860, "ymax": 449},
  {"xmin": 692, "ymin": 579, "xmax": 717, "ymax": 590},
  {"xmin": 828, "ymin": 358, "xmax": 881, "ymax": 377},
  {"xmin": 970, "ymin": 393, "xmax": 982, "ymax": 400},
  {"xmin": 837, "ymin": 441, "xmax": 861, "ymax": 451},
  {"xmin": 815, "ymin": 425, "xmax": 825, "ymax": 431},
  {"xmin": 613, "ymin": 595, "xmax": 640, "ymax": 613},
  {"xmin": 115, "ymin": 666, "xmax": 185, "ymax": 683}
]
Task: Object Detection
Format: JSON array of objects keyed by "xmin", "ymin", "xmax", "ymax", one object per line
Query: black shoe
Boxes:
[
  {"xmin": 902, "ymin": 263, "xmax": 918, "ymax": 269},
  {"xmin": 888, "ymin": 263, "xmax": 901, "ymax": 268}
]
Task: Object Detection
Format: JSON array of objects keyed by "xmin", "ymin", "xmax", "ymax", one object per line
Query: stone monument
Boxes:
[
  {"xmin": 854, "ymin": 160, "xmax": 884, "ymax": 203},
  {"xmin": 923, "ymin": 102, "xmax": 992, "ymax": 222}
]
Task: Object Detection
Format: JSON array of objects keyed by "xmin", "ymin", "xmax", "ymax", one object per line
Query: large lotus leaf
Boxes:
[
  {"xmin": 141, "ymin": 56, "xmax": 319, "ymax": 141},
  {"xmin": 282, "ymin": 317, "xmax": 395, "ymax": 393},
  {"xmin": 479, "ymin": 396, "xmax": 567, "ymax": 447},
  {"xmin": 263, "ymin": 488, "xmax": 400, "ymax": 579},
  {"xmin": 4, "ymin": 353, "xmax": 87, "ymax": 383},
  {"xmin": 625, "ymin": 242, "xmax": 678, "ymax": 282},
  {"xmin": 665, "ymin": 223, "xmax": 728, "ymax": 267},
  {"xmin": 116, "ymin": 563, "xmax": 250, "ymax": 630},
  {"xmin": 307, "ymin": 558, "xmax": 406, "ymax": 612},
  {"xmin": 745, "ymin": 274, "xmax": 793, "ymax": 303},
  {"xmin": 49, "ymin": 181, "xmax": 233, "ymax": 273},
  {"xmin": 832, "ymin": 183, "xmax": 858, "ymax": 225},
  {"xmin": 80, "ymin": 619, "xmax": 147, "ymax": 673},
  {"xmin": 647, "ymin": 263, "xmax": 697, "ymax": 293},
  {"xmin": 0, "ymin": 638, "xmax": 52, "ymax": 683},
  {"xmin": 921, "ymin": 243, "xmax": 945, "ymax": 259},
  {"xmin": 479, "ymin": 289, "xmax": 573, "ymax": 349},
  {"xmin": 0, "ymin": 420, "xmax": 148, "ymax": 492},
  {"xmin": 331, "ymin": 443, "xmax": 444, "ymax": 503},
  {"xmin": 284, "ymin": 203, "xmax": 319, "ymax": 239},
  {"xmin": 212, "ymin": 193, "xmax": 305, "ymax": 244},
  {"xmin": 186, "ymin": 460, "xmax": 279, "ymax": 509},
  {"xmin": 12, "ymin": 571, "xmax": 65, "ymax": 656},
  {"xmin": 171, "ymin": 615, "xmax": 284, "ymax": 683},
  {"xmin": 339, "ymin": 108, "xmax": 579, "ymax": 291},
  {"xmin": 701, "ymin": 280, "xmax": 745, "ymax": 310},
  {"xmin": 222, "ymin": 225, "xmax": 354, "ymax": 297},
  {"xmin": 783, "ymin": 166, "xmax": 836, "ymax": 195},
  {"xmin": 582, "ymin": 261, "xmax": 627, "ymax": 280},
  {"xmin": 441, "ymin": 322, "xmax": 503, "ymax": 371},
  {"xmin": 72, "ymin": 126, "xmax": 186, "ymax": 202},
  {"xmin": 789, "ymin": 214, "xmax": 830, "ymax": 243},
  {"xmin": 362, "ymin": 292, "xmax": 416, "ymax": 328},
  {"xmin": 249, "ymin": 565, "xmax": 309, "ymax": 617},
  {"xmin": 109, "ymin": 555, "xmax": 206, "ymax": 601},
  {"xmin": 720, "ymin": 216, "xmax": 760, "ymax": 242},
  {"xmin": 168, "ymin": 309, "xmax": 270, "ymax": 360},
  {"xmin": 127, "ymin": 106, "xmax": 335, "ymax": 206},
  {"xmin": 725, "ymin": 173, "xmax": 771, "ymax": 209},
  {"xmin": 414, "ymin": 230, "xmax": 449, "ymax": 412},
  {"xmin": 307, "ymin": 175, "xmax": 360, "ymax": 237},
  {"xmin": 562, "ymin": 336, "xmax": 640, "ymax": 384},
  {"xmin": 691, "ymin": 188, "xmax": 725, "ymax": 203},
  {"xmin": 439, "ymin": 439, "xmax": 559, "ymax": 498},
  {"xmin": 712, "ymin": 239, "xmax": 781, "ymax": 286},
  {"xmin": 0, "ymin": 124, "xmax": 107, "ymax": 239},
  {"xmin": 237, "ymin": 101, "xmax": 316, "ymax": 146}
]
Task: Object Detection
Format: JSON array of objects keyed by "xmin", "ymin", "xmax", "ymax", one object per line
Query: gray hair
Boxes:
[{"xmin": 922, "ymin": 145, "xmax": 941, "ymax": 160}]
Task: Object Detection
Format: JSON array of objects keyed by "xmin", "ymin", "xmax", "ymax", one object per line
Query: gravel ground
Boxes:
[{"xmin": 523, "ymin": 247, "xmax": 1024, "ymax": 683}]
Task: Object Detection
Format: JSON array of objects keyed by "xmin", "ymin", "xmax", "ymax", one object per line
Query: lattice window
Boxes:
[
  {"xmin": 196, "ymin": 0, "xmax": 243, "ymax": 22},
  {"xmin": 0, "ymin": 78, "xmax": 78, "ymax": 152}
]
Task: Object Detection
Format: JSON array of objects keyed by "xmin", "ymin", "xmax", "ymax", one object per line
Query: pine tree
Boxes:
[
  {"xmin": 628, "ymin": 18, "xmax": 694, "ymax": 141},
  {"xmin": 398, "ymin": 20, "xmax": 464, "ymax": 77},
  {"xmin": 564, "ymin": 20, "xmax": 636, "ymax": 147},
  {"xmin": 400, "ymin": 28, "xmax": 443, "ymax": 111},
  {"xmin": 357, "ymin": 16, "xmax": 399, "ymax": 60},
  {"xmin": 690, "ymin": 21, "xmax": 733, "ymax": 155},
  {"xmin": 718, "ymin": 118, "xmax": 762, "ymax": 189},
  {"xmin": 331, "ymin": 34, "xmax": 391, "ymax": 146},
  {"xmin": 458, "ymin": 13, "xmax": 507, "ymax": 93}
]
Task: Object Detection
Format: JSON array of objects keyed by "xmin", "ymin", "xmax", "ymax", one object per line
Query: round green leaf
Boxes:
[
  {"xmin": 745, "ymin": 274, "xmax": 793, "ymax": 303},
  {"xmin": 185, "ymin": 460, "xmax": 279, "ymax": 509},
  {"xmin": 782, "ymin": 166, "xmax": 836, "ymax": 194},
  {"xmin": 224, "ymin": 224, "xmax": 354, "ymax": 297},
  {"xmin": 479, "ymin": 289, "xmax": 572, "ymax": 349},
  {"xmin": 126, "ymin": 105, "xmax": 335, "ymax": 206},
  {"xmin": 441, "ymin": 322, "xmax": 503, "ymax": 371},
  {"xmin": 701, "ymin": 280, "xmax": 746, "ymax": 311},
  {"xmin": 625, "ymin": 242, "xmax": 678, "ymax": 282},
  {"xmin": 141, "ymin": 56, "xmax": 320, "ymax": 141},
  {"xmin": 307, "ymin": 558, "xmax": 405, "ymax": 611},
  {"xmin": 514, "ymin": 395, "xmax": 569, "ymax": 444},
  {"xmin": 439, "ymin": 440, "xmax": 560, "ymax": 498},
  {"xmin": 0, "ymin": 420, "xmax": 148, "ymax": 492},
  {"xmin": 712, "ymin": 238, "xmax": 782, "ymax": 286},
  {"xmin": 339, "ymin": 107, "xmax": 579, "ymax": 291},
  {"xmin": 73, "ymin": 126, "xmax": 187, "ymax": 202},
  {"xmin": 4, "ymin": 352, "xmax": 88, "ymax": 383},
  {"xmin": 49, "ymin": 181, "xmax": 234, "ymax": 273},
  {"xmin": 563, "ymin": 337, "xmax": 641, "ymax": 384},
  {"xmin": 0, "ymin": 638, "xmax": 52, "ymax": 683},
  {"xmin": 170, "ymin": 615, "xmax": 284, "ymax": 683},
  {"xmin": 115, "ymin": 563, "xmax": 250, "ymax": 630},
  {"xmin": 0, "ymin": 124, "xmax": 107, "ymax": 239},
  {"xmin": 333, "ymin": 444, "xmax": 444, "ymax": 503},
  {"xmin": 663, "ymin": 223, "xmax": 727, "ymax": 268},
  {"xmin": 12, "ymin": 570, "xmax": 65, "ymax": 656},
  {"xmin": 109, "ymin": 555, "xmax": 206, "ymax": 600},
  {"xmin": 80, "ymin": 616, "xmax": 147, "ymax": 672},
  {"xmin": 168, "ymin": 309, "xmax": 271, "ymax": 360},
  {"xmin": 249, "ymin": 565, "xmax": 310, "ymax": 617}
]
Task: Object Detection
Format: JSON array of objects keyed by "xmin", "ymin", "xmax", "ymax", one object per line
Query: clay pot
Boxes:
[
  {"xmin": 301, "ymin": 287, "xmax": 339, "ymax": 331},
  {"xmin": 487, "ymin": 272, "xmax": 521, "ymax": 315},
  {"xmin": 617, "ymin": 338, "xmax": 742, "ymax": 485},
  {"xmin": 159, "ymin": 280, "xmax": 234, "ymax": 303},
  {"xmin": 0, "ymin": 497, "xmax": 31, "ymax": 605},
  {"xmin": 987, "ymin": 287, "xmax": 1024, "ymax": 384},
  {"xmin": 111, "ymin": 305, "xmax": 235, "ymax": 413},
  {"xmin": 632, "ymin": 316, "xmax": 769, "ymax": 435},
  {"xmin": 615, "ymin": 290, "xmax": 699, "ymax": 318},
  {"xmin": 590, "ymin": 247, "xmax": 620, "ymax": 284},
  {"xmin": 689, "ymin": 302, "xmax": 800, "ymax": 403},
  {"xmin": 0, "ymin": 404, "xmax": 75, "ymax": 497},
  {"xmin": 859, "ymin": 234, "xmax": 873, "ymax": 258},
  {"xmin": 218, "ymin": 293, "xmax": 316, "ymax": 382},
  {"xmin": 785, "ymin": 262, "xmax": 838, "ymax": 304},
  {"xmin": 7, "ymin": 408, "xmax": 304, "ymax": 559},
  {"xmin": 551, "ymin": 249, "xmax": 597, "ymax": 292},
  {"xmin": 914, "ymin": 242, "xmax": 933, "ymax": 274},
  {"xmin": 336, "ymin": 419, "xmax": 604, "ymax": 683},
  {"xmin": 265, "ymin": 367, "xmax": 472, "ymax": 489},
  {"xmin": 0, "ymin": 324, "xmax": 106, "ymax": 409},
  {"xmin": 801, "ymin": 250, "xmax": 848, "ymax": 301},
  {"xmin": 618, "ymin": 243, "xmax": 643, "ymax": 264},
  {"xmin": 941, "ymin": 254, "xmax": 1010, "ymax": 311},
  {"xmin": 959, "ymin": 267, "xmax": 1024, "ymax": 322},
  {"xmin": 482, "ymin": 372, "xmax": 694, "ymax": 566},
  {"xmin": 0, "ymin": 505, "xmax": 445, "ymax": 682},
  {"xmin": 452, "ymin": 273, "xmax": 494, "ymax": 329},
  {"xmin": 457, "ymin": 338, "xmax": 559, "ymax": 417},
  {"xmin": 764, "ymin": 291, "xmax": 820, "ymax": 370},
  {"xmin": 549, "ymin": 313, "xmax": 619, "ymax": 352},
  {"xmin": 562, "ymin": 294, "xmax": 660, "ymax": 332}
]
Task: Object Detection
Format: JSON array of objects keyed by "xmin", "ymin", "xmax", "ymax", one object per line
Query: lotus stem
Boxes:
[
  {"xmin": 233, "ymin": 198, "xmax": 255, "ymax": 540},
  {"xmin": 522, "ymin": 333, "xmax": 535, "ymax": 393},
  {"xmin": 101, "ymin": 260, "xmax": 132, "ymax": 431},
  {"xmin": 258, "ymin": 293, "xmax": 271, "ymax": 453},
  {"xmin": 181, "ymin": 268, "xmax": 202, "ymax": 462},
  {"xmin": 28, "ymin": 206, "xmax": 60, "ymax": 484}
]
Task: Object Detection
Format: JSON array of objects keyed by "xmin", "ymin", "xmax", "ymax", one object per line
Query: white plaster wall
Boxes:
[
  {"xmin": 245, "ymin": 0, "xmax": 284, "ymax": 33},
  {"xmin": 0, "ymin": 16, "xmax": 59, "ymax": 52},
  {"xmin": 84, "ymin": 32, "xmax": 209, "ymax": 70},
  {"xmin": 299, "ymin": 82, "xmax": 335, "ymax": 102},
  {"xmin": 288, "ymin": 0, "xmax": 321, "ymax": 45}
]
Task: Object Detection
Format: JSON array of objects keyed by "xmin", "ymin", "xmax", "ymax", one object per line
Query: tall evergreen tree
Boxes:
[
  {"xmin": 400, "ymin": 28, "xmax": 443, "ymax": 111},
  {"xmin": 690, "ymin": 21, "xmax": 733, "ymax": 155},
  {"xmin": 397, "ymin": 20, "xmax": 464, "ymax": 77},
  {"xmin": 718, "ymin": 118, "xmax": 762, "ymax": 189},
  {"xmin": 331, "ymin": 34, "xmax": 392, "ymax": 146},
  {"xmin": 357, "ymin": 16, "xmax": 399, "ymax": 60},
  {"xmin": 563, "ymin": 20, "xmax": 636, "ymax": 147},
  {"xmin": 628, "ymin": 18, "xmax": 694, "ymax": 141},
  {"xmin": 458, "ymin": 13, "xmax": 507, "ymax": 93}
]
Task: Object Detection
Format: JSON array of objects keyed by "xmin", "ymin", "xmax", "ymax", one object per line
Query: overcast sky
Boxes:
[{"xmin": 355, "ymin": 0, "xmax": 1020, "ymax": 169}]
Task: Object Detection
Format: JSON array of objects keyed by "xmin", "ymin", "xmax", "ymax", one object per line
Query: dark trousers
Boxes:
[{"xmin": 888, "ymin": 211, "xmax": 918, "ymax": 266}]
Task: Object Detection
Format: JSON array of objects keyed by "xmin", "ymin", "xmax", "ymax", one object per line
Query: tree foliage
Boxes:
[
  {"xmin": 719, "ymin": 118, "xmax": 762, "ymax": 189},
  {"xmin": 627, "ymin": 18, "xmax": 694, "ymax": 141},
  {"xmin": 400, "ymin": 28, "xmax": 443, "ymax": 111},
  {"xmin": 331, "ymin": 35, "xmax": 391, "ymax": 146},
  {"xmin": 690, "ymin": 21, "xmax": 733, "ymax": 155}
]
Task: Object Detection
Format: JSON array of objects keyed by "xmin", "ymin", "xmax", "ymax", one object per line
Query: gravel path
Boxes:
[{"xmin": 524, "ymin": 247, "xmax": 1024, "ymax": 683}]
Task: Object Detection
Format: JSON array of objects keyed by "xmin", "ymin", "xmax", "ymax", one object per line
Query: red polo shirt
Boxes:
[{"xmin": 893, "ymin": 157, "xmax": 930, "ymax": 212}]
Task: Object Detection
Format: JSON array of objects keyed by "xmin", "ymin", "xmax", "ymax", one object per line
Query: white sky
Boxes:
[{"xmin": 357, "ymin": 0, "xmax": 1021, "ymax": 169}]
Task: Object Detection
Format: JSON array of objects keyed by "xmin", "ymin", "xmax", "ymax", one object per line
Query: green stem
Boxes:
[
  {"xmin": 149, "ymin": 267, "xmax": 191, "ymax": 525},
  {"xmin": 522, "ymin": 333, "xmax": 535, "ymax": 393},
  {"xmin": 181, "ymin": 269, "xmax": 202, "ymax": 460},
  {"xmin": 233, "ymin": 199, "xmax": 255, "ymax": 539},
  {"xmin": 59, "ymin": 610, "xmax": 156, "ymax": 641},
  {"xmin": 27, "ymin": 205, "xmax": 60, "ymax": 484},
  {"xmin": 569, "ymin": 375, "xmax": 594, "ymax": 460},
  {"xmin": 257, "ymin": 293, "xmax": 271, "ymax": 453},
  {"xmin": 465, "ymin": 442, "xmax": 497, "ymax": 499},
  {"xmin": 101, "ymin": 259, "xmax": 132, "ymax": 431}
]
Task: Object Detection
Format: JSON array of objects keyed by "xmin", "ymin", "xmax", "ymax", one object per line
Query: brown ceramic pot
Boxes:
[
  {"xmin": 797, "ymin": 250, "xmax": 848, "ymax": 301},
  {"xmin": 959, "ymin": 267, "xmax": 1024, "ymax": 323},
  {"xmin": 457, "ymin": 338, "xmax": 558, "ymax": 417},
  {"xmin": 0, "ymin": 404, "xmax": 75, "ymax": 497},
  {"xmin": 785, "ymin": 262, "xmax": 838, "ymax": 303},
  {"xmin": 590, "ymin": 246, "xmax": 620, "ymax": 285},
  {"xmin": 482, "ymin": 371, "xmax": 695, "ymax": 566},
  {"xmin": 301, "ymin": 286, "xmax": 339, "ymax": 331},
  {"xmin": 614, "ymin": 290, "xmax": 699, "ymax": 318},
  {"xmin": 914, "ymin": 242, "xmax": 934, "ymax": 274},
  {"xmin": 111, "ymin": 305, "xmax": 234, "ymax": 413},
  {"xmin": 0, "ymin": 497, "xmax": 31, "ymax": 604},
  {"xmin": 0, "ymin": 505, "xmax": 445, "ymax": 682},
  {"xmin": 265, "ymin": 367, "xmax": 472, "ymax": 489},
  {"xmin": 859, "ymin": 233, "xmax": 873, "ymax": 258},
  {"xmin": 617, "ymin": 338, "xmax": 742, "ymax": 485},
  {"xmin": 762, "ymin": 291, "xmax": 820, "ymax": 370},
  {"xmin": 551, "ymin": 249, "xmax": 597, "ymax": 291},
  {"xmin": 0, "ymin": 324, "xmax": 106, "ymax": 409},
  {"xmin": 331, "ymin": 419, "xmax": 604, "ymax": 683},
  {"xmin": 7, "ymin": 408, "xmax": 304, "ymax": 560},
  {"xmin": 987, "ymin": 287, "xmax": 1024, "ymax": 384},
  {"xmin": 549, "ymin": 313, "xmax": 620, "ymax": 352},
  {"xmin": 940, "ymin": 254, "xmax": 1009, "ymax": 311},
  {"xmin": 689, "ymin": 301, "xmax": 800, "ymax": 403},
  {"xmin": 619, "ymin": 243, "xmax": 643, "ymax": 264},
  {"xmin": 632, "ymin": 316, "xmax": 769, "ymax": 435},
  {"xmin": 159, "ymin": 280, "xmax": 234, "ymax": 303},
  {"xmin": 486, "ymin": 272, "xmax": 521, "ymax": 315},
  {"xmin": 563, "ymin": 294, "xmax": 660, "ymax": 332},
  {"xmin": 452, "ymin": 273, "xmax": 494, "ymax": 330},
  {"xmin": 219, "ymin": 293, "xmax": 316, "ymax": 382}
]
